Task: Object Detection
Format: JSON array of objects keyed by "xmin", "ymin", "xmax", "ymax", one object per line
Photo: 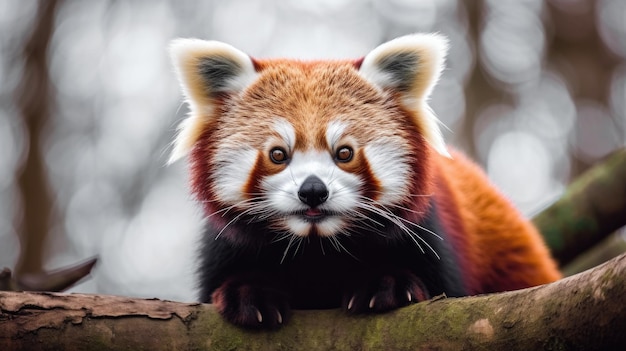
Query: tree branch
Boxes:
[
  {"xmin": 533, "ymin": 148, "xmax": 626, "ymax": 265},
  {"xmin": 2, "ymin": 253, "xmax": 625, "ymax": 350}
]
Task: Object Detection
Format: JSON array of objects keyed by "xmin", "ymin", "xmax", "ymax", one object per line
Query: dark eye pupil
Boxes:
[
  {"xmin": 336, "ymin": 147, "xmax": 353, "ymax": 162},
  {"xmin": 270, "ymin": 148, "xmax": 287, "ymax": 163}
]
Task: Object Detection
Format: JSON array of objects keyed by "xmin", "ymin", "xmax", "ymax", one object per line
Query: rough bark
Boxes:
[
  {"xmin": 1, "ymin": 253, "xmax": 625, "ymax": 351},
  {"xmin": 533, "ymin": 148, "xmax": 626, "ymax": 265}
]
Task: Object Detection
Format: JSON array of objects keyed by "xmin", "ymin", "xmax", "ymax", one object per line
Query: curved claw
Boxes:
[
  {"xmin": 276, "ymin": 309, "xmax": 283, "ymax": 324},
  {"xmin": 254, "ymin": 307, "xmax": 263, "ymax": 323},
  {"xmin": 347, "ymin": 295, "xmax": 356, "ymax": 310},
  {"xmin": 368, "ymin": 296, "xmax": 376, "ymax": 309}
]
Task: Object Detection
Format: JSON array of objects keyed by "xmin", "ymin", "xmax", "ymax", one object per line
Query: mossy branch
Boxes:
[{"xmin": 533, "ymin": 148, "xmax": 626, "ymax": 265}]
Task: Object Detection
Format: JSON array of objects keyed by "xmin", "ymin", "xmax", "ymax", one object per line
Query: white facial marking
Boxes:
[
  {"xmin": 326, "ymin": 120, "xmax": 347, "ymax": 149},
  {"xmin": 364, "ymin": 141, "xmax": 411, "ymax": 205},
  {"xmin": 212, "ymin": 147, "xmax": 258, "ymax": 204},
  {"xmin": 271, "ymin": 118, "xmax": 296, "ymax": 150},
  {"xmin": 286, "ymin": 216, "xmax": 313, "ymax": 237},
  {"xmin": 315, "ymin": 216, "xmax": 347, "ymax": 237}
]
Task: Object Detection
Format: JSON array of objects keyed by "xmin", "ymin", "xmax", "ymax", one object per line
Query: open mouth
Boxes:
[{"xmin": 298, "ymin": 208, "xmax": 332, "ymax": 222}]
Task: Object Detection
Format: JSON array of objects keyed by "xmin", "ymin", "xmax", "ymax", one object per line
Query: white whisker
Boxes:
[
  {"xmin": 281, "ymin": 234, "xmax": 298, "ymax": 264},
  {"xmin": 351, "ymin": 197, "xmax": 441, "ymax": 259},
  {"xmin": 319, "ymin": 238, "xmax": 326, "ymax": 255}
]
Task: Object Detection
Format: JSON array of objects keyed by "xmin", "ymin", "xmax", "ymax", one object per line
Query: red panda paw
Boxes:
[
  {"xmin": 343, "ymin": 270, "xmax": 430, "ymax": 314},
  {"xmin": 211, "ymin": 277, "xmax": 290, "ymax": 329}
]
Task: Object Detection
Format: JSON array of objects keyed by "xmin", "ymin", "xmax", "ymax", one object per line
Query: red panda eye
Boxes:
[
  {"xmin": 270, "ymin": 147, "xmax": 289, "ymax": 164},
  {"xmin": 335, "ymin": 146, "xmax": 353, "ymax": 163}
]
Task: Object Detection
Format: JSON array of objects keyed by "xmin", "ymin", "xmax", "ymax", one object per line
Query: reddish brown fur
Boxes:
[
  {"xmin": 219, "ymin": 60, "xmax": 418, "ymax": 151},
  {"xmin": 433, "ymin": 149, "xmax": 561, "ymax": 291},
  {"xmin": 189, "ymin": 58, "xmax": 559, "ymax": 294},
  {"xmin": 189, "ymin": 125, "xmax": 220, "ymax": 214}
]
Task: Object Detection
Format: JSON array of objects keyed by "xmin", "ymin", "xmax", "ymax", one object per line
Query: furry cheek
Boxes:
[
  {"xmin": 363, "ymin": 142, "xmax": 412, "ymax": 205},
  {"xmin": 261, "ymin": 171, "xmax": 305, "ymax": 214},
  {"xmin": 324, "ymin": 175, "xmax": 362, "ymax": 212},
  {"xmin": 211, "ymin": 147, "xmax": 260, "ymax": 205}
]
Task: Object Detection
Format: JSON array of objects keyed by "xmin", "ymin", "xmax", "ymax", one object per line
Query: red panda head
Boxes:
[{"xmin": 169, "ymin": 34, "xmax": 449, "ymax": 239}]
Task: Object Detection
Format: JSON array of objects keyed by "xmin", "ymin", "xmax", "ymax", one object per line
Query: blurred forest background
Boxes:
[{"xmin": 0, "ymin": 0, "xmax": 624, "ymax": 302}]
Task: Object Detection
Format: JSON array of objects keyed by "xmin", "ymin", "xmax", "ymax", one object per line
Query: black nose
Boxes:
[{"xmin": 298, "ymin": 175, "xmax": 329, "ymax": 208}]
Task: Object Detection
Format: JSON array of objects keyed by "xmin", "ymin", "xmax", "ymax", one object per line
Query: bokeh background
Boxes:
[{"xmin": 0, "ymin": 0, "xmax": 624, "ymax": 302}]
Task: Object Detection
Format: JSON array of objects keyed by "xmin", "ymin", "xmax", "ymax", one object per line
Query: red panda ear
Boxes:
[
  {"xmin": 168, "ymin": 39, "xmax": 258, "ymax": 163},
  {"xmin": 358, "ymin": 33, "xmax": 450, "ymax": 157}
]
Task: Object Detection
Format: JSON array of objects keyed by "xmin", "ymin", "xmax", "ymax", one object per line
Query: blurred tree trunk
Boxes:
[
  {"xmin": 1, "ymin": 253, "xmax": 625, "ymax": 351},
  {"xmin": 14, "ymin": 0, "xmax": 59, "ymax": 276}
]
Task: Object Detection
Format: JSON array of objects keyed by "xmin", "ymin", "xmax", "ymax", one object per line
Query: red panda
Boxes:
[{"xmin": 168, "ymin": 33, "xmax": 561, "ymax": 329}]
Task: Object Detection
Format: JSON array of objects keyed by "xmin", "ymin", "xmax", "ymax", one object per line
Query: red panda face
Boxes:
[
  {"xmin": 169, "ymin": 34, "xmax": 449, "ymax": 239},
  {"xmin": 209, "ymin": 62, "xmax": 421, "ymax": 237}
]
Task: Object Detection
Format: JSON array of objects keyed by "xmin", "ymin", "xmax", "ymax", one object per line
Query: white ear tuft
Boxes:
[
  {"xmin": 359, "ymin": 33, "xmax": 450, "ymax": 157},
  {"xmin": 168, "ymin": 39, "xmax": 258, "ymax": 164}
]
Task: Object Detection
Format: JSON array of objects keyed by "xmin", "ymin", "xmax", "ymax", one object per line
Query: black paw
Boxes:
[
  {"xmin": 212, "ymin": 278, "xmax": 290, "ymax": 329},
  {"xmin": 343, "ymin": 270, "xmax": 429, "ymax": 314}
]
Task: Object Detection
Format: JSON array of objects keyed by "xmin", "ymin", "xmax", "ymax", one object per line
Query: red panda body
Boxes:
[{"xmin": 169, "ymin": 34, "xmax": 561, "ymax": 329}]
